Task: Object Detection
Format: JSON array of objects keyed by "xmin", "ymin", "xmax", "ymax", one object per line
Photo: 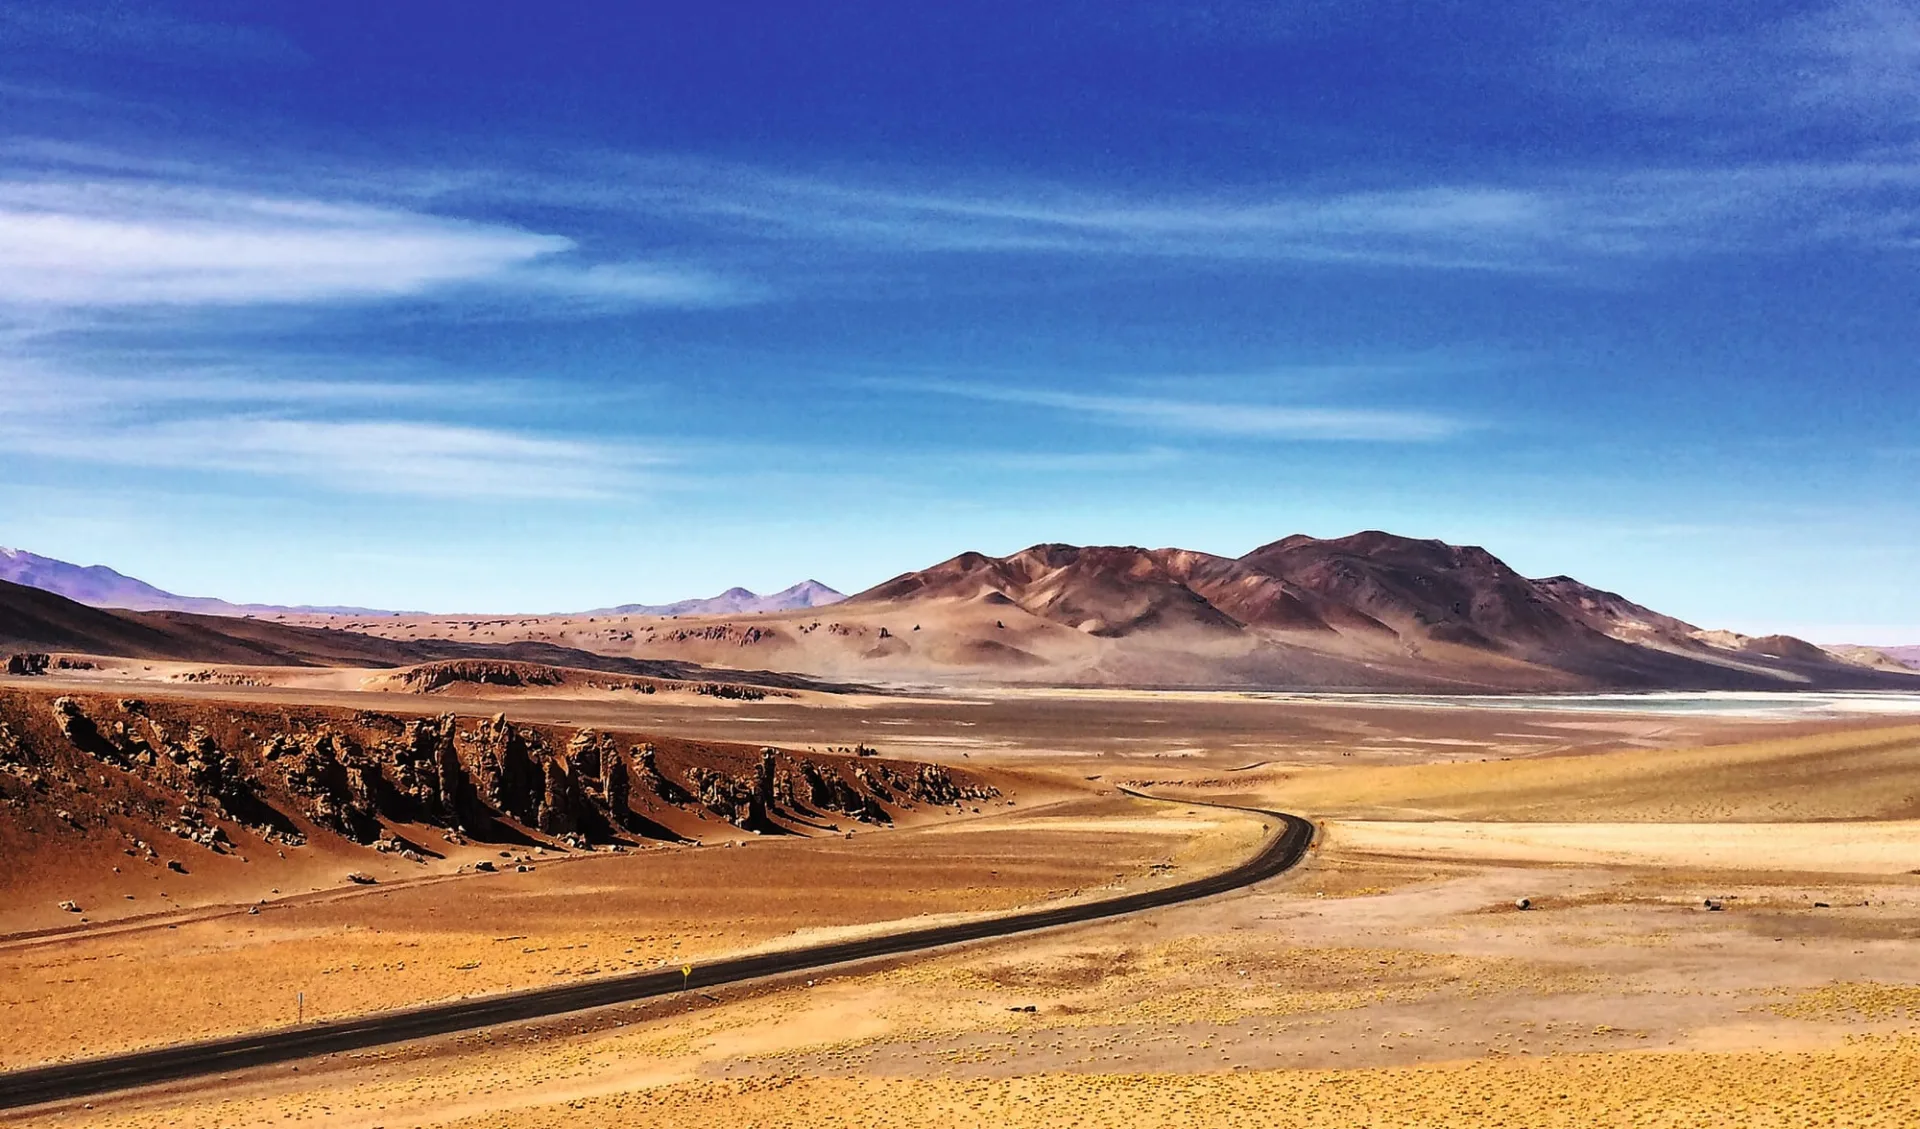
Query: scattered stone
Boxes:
[
  {"xmin": 57, "ymin": 899, "xmax": 80, "ymax": 913},
  {"xmin": 345, "ymin": 872, "xmax": 377, "ymax": 885}
]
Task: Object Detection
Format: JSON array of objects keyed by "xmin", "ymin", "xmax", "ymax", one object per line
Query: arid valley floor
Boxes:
[{"xmin": 5, "ymin": 657, "xmax": 1919, "ymax": 1127}]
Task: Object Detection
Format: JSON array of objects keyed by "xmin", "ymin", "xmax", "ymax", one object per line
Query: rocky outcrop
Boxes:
[
  {"xmin": 603, "ymin": 745, "xmax": 630, "ymax": 823},
  {"xmin": 799, "ymin": 759, "xmax": 888, "ymax": 824},
  {"xmin": 5, "ymin": 691, "xmax": 1000, "ymax": 866},
  {"xmin": 567, "ymin": 729, "xmax": 630, "ymax": 829},
  {"xmin": 0, "ymin": 719, "xmax": 34, "ymax": 782},
  {"xmin": 172, "ymin": 726, "xmax": 252, "ymax": 814},
  {"xmin": 692, "ymin": 682, "xmax": 769, "ymax": 701},
  {"xmin": 462, "ymin": 714, "xmax": 613, "ymax": 837},
  {"xmin": 540, "ymin": 755, "xmax": 581, "ymax": 837},
  {"xmin": 51, "ymin": 697, "xmax": 127, "ymax": 765},
  {"xmin": 756, "ymin": 748, "xmax": 777, "ymax": 813},
  {"xmin": 385, "ymin": 714, "xmax": 474, "ymax": 827},
  {"xmin": 264, "ymin": 729, "xmax": 380, "ymax": 843},
  {"xmin": 907, "ymin": 763, "xmax": 966, "ymax": 806},
  {"xmin": 397, "ymin": 660, "xmax": 567, "ymax": 693},
  {"xmin": 6, "ymin": 652, "xmax": 49, "ymax": 676},
  {"xmin": 466, "ymin": 713, "xmax": 541, "ymax": 826},
  {"xmin": 686, "ymin": 764, "xmax": 765, "ymax": 830},
  {"xmin": 633, "ymin": 742, "xmax": 688, "ymax": 804}
]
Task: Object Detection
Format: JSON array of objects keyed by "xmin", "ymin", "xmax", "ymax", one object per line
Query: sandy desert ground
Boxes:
[{"xmin": 6, "ymin": 678, "xmax": 1920, "ymax": 1127}]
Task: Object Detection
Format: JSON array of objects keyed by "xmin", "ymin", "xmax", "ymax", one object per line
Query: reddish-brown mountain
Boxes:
[{"xmin": 838, "ymin": 532, "xmax": 1913, "ymax": 691}]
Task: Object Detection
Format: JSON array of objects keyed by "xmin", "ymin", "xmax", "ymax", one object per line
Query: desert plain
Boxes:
[{"xmin": 5, "ymin": 652, "xmax": 1920, "ymax": 1128}]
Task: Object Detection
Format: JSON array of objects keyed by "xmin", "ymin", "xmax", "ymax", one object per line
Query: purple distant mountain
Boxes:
[
  {"xmin": 0, "ymin": 546, "xmax": 406, "ymax": 616},
  {"xmin": 1859, "ymin": 644, "xmax": 1920, "ymax": 672},
  {"xmin": 1, "ymin": 545, "xmax": 844, "ymax": 620},
  {"xmin": 586, "ymin": 580, "xmax": 846, "ymax": 618}
]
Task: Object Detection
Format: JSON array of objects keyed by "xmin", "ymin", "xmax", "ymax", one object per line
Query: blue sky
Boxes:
[{"xmin": 1, "ymin": 1, "xmax": 1916, "ymax": 638}]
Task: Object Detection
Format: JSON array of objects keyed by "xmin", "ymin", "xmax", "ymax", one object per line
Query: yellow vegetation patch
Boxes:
[
  {"xmin": 1774, "ymin": 983, "xmax": 1920, "ymax": 1022},
  {"xmin": 412, "ymin": 1042, "xmax": 1920, "ymax": 1129},
  {"xmin": 1251, "ymin": 724, "xmax": 1920, "ymax": 823}
]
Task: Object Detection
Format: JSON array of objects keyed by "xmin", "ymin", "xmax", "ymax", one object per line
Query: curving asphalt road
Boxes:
[{"xmin": 0, "ymin": 798, "xmax": 1313, "ymax": 1111}]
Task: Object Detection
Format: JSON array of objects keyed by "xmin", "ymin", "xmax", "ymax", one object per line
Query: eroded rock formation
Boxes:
[{"xmin": 4, "ymin": 691, "xmax": 1000, "ymax": 865}]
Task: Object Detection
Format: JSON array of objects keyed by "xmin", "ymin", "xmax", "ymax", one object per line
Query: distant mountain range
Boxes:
[
  {"xmin": 0, "ymin": 576, "xmax": 835, "ymax": 691},
  {"xmin": 0, "ymin": 546, "xmax": 843, "ymax": 620},
  {"xmin": 801, "ymin": 532, "xmax": 1920, "ymax": 690},
  {"xmin": 1825, "ymin": 643, "xmax": 1920, "ymax": 674},
  {"xmin": 0, "ymin": 547, "xmax": 407, "ymax": 617},
  {"xmin": 585, "ymin": 581, "xmax": 845, "ymax": 618},
  {"xmin": 2, "ymin": 534, "xmax": 1913, "ymax": 691}
]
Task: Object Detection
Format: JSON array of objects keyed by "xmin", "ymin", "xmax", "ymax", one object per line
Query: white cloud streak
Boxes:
[
  {"xmin": 1796, "ymin": 0, "xmax": 1920, "ymax": 119},
  {"xmin": 0, "ymin": 4, "xmax": 303, "ymax": 65},
  {"xmin": 492, "ymin": 150, "xmax": 1920, "ymax": 272},
  {"xmin": 13, "ymin": 134, "xmax": 1920, "ymax": 309},
  {"xmin": 1552, "ymin": 0, "xmax": 1920, "ymax": 134},
  {"xmin": 0, "ymin": 176, "xmax": 743, "ymax": 310},
  {"xmin": 897, "ymin": 381, "xmax": 1466, "ymax": 442},
  {"xmin": 72, "ymin": 417, "xmax": 651, "ymax": 499},
  {"xmin": 0, "ymin": 362, "xmax": 659, "ymax": 499}
]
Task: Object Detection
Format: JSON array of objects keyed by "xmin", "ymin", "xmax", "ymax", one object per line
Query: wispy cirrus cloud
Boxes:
[
  {"xmin": 0, "ymin": 361, "xmax": 661, "ymax": 499},
  {"xmin": 891, "ymin": 379, "xmax": 1467, "ymax": 442},
  {"xmin": 0, "ymin": 3, "xmax": 303, "ymax": 65},
  {"xmin": 472, "ymin": 149, "xmax": 1920, "ymax": 273},
  {"xmin": 1551, "ymin": 0, "xmax": 1920, "ymax": 134},
  {"xmin": 16, "ymin": 134, "xmax": 1920, "ymax": 301},
  {"xmin": 522, "ymin": 158, "xmax": 1581, "ymax": 269},
  {"xmin": 37, "ymin": 417, "xmax": 653, "ymax": 500},
  {"xmin": 0, "ymin": 174, "xmax": 746, "ymax": 312}
]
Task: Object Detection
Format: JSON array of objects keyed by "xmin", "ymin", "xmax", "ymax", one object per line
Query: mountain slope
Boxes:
[
  {"xmin": 0, "ymin": 547, "xmax": 403, "ymax": 617},
  {"xmin": 7, "ymin": 536, "xmax": 1908, "ymax": 693},
  {"xmin": 861, "ymin": 545, "xmax": 1241, "ymax": 637},
  {"xmin": 0, "ymin": 579, "xmax": 835, "ymax": 690},
  {"xmin": 1826, "ymin": 644, "xmax": 1920, "ymax": 673},
  {"xmin": 827, "ymin": 532, "xmax": 1916, "ymax": 691},
  {"xmin": 0, "ymin": 547, "xmax": 843, "ymax": 621},
  {"xmin": 589, "ymin": 580, "xmax": 844, "ymax": 617}
]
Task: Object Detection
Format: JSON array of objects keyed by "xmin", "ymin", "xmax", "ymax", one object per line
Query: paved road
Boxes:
[{"xmin": 0, "ymin": 799, "xmax": 1313, "ymax": 1111}]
